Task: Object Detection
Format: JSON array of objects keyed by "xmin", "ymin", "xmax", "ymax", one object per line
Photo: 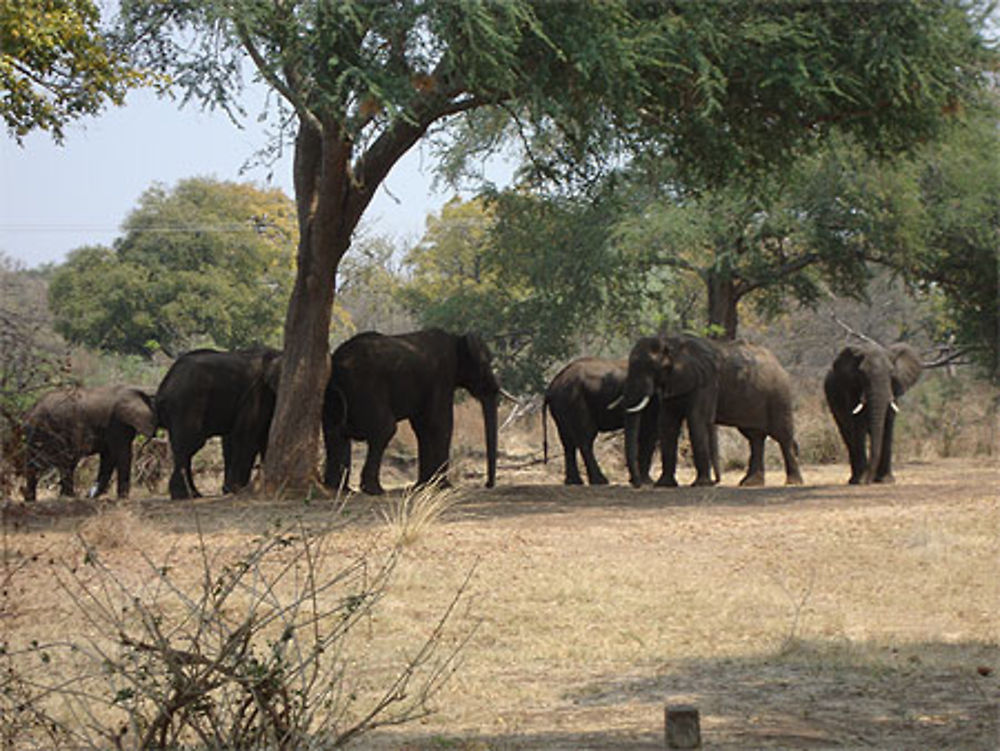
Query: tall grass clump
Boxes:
[{"xmin": 381, "ymin": 480, "xmax": 462, "ymax": 547}]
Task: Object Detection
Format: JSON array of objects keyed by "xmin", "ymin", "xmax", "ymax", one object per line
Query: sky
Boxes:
[{"xmin": 0, "ymin": 87, "xmax": 504, "ymax": 269}]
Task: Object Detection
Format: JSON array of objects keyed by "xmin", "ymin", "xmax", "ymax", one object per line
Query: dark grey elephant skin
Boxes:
[
  {"xmin": 543, "ymin": 357, "xmax": 657, "ymax": 485},
  {"xmin": 323, "ymin": 328, "xmax": 500, "ymax": 495},
  {"xmin": 824, "ymin": 342, "xmax": 922, "ymax": 484},
  {"xmin": 155, "ymin": 347, "xmax": 281, "ymax": 499},
  {"xmin": 621, "ymin": 335, "xmax": 722, "ymax": 487},
  {"xmin": 22, "ymin": 385, "xmax": 156, "ymax": 501},
  {"xmin": 622, "ymin": 335, "xmax": 803, "ymax": 488}
]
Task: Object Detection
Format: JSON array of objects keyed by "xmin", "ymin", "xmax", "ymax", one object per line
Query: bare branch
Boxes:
[{"xmin": 831, "ymin": 314, "xmax": 883, "ymax": 347}]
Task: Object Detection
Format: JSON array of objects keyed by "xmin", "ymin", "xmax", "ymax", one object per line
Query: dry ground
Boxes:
[{"xmin": 2, "ymin": 452, "xmax": 997, "ymax": 750}]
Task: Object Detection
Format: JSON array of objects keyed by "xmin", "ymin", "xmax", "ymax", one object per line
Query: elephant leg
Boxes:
[
  {"xmin": 24, "ymin": 463, "xmax": 38, "ymax": 502},
  {"xmin": 58, "ymin": 459, "xmax": 77, "ymax": 498},
  {"xmin": 221, "ymin": 434, "xmax": 235, "ymax": 493},
  {"xmin": 360, "ymin": 435, "xmax": 391, "ymax": 496},
  {"xmin": 91, "ymin": 447, "xmax": 115, "ymax": 499},
  {"xmin": 637, "ymin": 411, "xmax": 657, "ymax": 486},
  {"xmin": 580, "ymin": 436, "xmax": 608, "ymax": 485},
  {"xmin": 777, "ymin": 433, "xmax": 803, "ymax": 486},
  {"xmin": 554, "ymin": 419, "xmax": 584, "ymax": 485},
  {"xmin": 23, "ymin": 447, "xmax": 44, "ymax": 501},
  {"xmin": 103, "ymin": 426, "xmax": 135, "ymax": 499},
  {"xmin": 738, "ymin": 428, "xmax": 766, "ymax": 487},
  {"xmin": 323, "ymin": 428, "xmax": 352, "ymax": 492},
  {"xmin": 115, "ymin": 443, "xmax": 134, "ymax": 499},
  {"xmin": 830, "ymin": 408, "xmax": 867, "ymax": 484},
  {"xmin": 228, "ymin": 439, "xmax": 259, "ymax": 494},
  {"xmin": 562, "ymin": 447, "xmax": 584, "ymax": 485},
  {"xmin": 873, "ymin": 411, "xmax": 896, "ymax": 483},
  {"xmin": 688, "ymin": 417, "xmax": 715, "ymax": 487},
  {"xmin": 413, "ymin": 407, "xmax": 452, "ymax": 488},
  {"xmin": 360, "ymin": 422, "xmax": 396, "ymax": 496},
  {"xmin": 847, "ymin": 417, "xmax": 870, "ymax": 485},
  {"xmin": 168, "ymin": 433, "xmax": 204, "ymax": 500},
  {"xmin": 655, "ymin": 410, "xmax": 682, "ymax": 487}
]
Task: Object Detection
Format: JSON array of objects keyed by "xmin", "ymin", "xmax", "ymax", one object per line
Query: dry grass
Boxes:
[
  {"xmin": 76, "ymin": 504, "xmax": 158, "ymax": 551},
  {"xmin": 2, "ymin": 458, "xmax": 997, "ymax": 749},
  {"xmin": 380, "ymin": 480, "xmax": 464, "ymax": 547}
]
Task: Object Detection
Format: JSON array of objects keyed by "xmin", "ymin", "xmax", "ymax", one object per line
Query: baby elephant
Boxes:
[{"xmin": 22, "ymin": 385, "xmax": 157, "ymax": 501}]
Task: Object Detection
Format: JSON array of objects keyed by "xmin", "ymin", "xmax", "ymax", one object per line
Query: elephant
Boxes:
[
  {"xmin": 542, "ymin": 357, "xmax": 657, "ymax": 485},
  {"xmin": 155, "ymin": 347, "xmax": 282, "ymax": 499},
  {"xmin": 22, "ymin": 385, "xmax": 157, "ymax": 501},
  {"xmin": 621, "ymin": 334, "xmax": 803, "ymax": 488},
  {"xmin": 323, "ymin": 328, "xmax": 499, "ymax": 495},
  {"xmin": 824, "ymin": 341, "xmax": 922, "ymax": 484}
]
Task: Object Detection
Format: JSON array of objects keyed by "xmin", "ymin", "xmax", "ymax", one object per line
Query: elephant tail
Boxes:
[{"xmin": 542, "ymin": 396, "xmax": 549, "ymax": 465}]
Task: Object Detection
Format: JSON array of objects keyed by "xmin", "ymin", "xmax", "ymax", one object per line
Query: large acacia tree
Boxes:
[{"xmin": 119, "ymin": 0, "xmax": 995, "ymax": 492}]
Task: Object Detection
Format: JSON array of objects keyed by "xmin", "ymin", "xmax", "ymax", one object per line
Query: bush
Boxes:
[{"xmin": 1, "ymin": 513, "xmax": 476, "ymax": 749}]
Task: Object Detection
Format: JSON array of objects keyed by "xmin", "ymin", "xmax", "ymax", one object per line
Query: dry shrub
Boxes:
[{"xmin": 1, "ymin": 518, "xmax": 476, "ymax": 750}]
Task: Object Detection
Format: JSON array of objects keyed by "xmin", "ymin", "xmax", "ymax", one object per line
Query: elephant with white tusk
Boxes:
[
  {"xmin": 621, "ymin": 334, "xmax": 802, "ymax": 488},
  {"xmin": 824, "ymin": 342, "xmax": 922, "ymax": 484},
  {"xmin": 542, "ymin": 357, "xmax": 657, "ymax": 485}
]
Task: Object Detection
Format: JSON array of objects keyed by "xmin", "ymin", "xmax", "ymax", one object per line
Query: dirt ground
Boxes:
[{"xmin": 2, "ymin": 452, "xmax": 998, "ymax": 749}]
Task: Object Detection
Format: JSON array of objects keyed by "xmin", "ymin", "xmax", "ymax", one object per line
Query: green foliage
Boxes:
[
  {"xmin": 442, "ymin": 1, "xmax": 998, "ymax": 192},
  {"xmin": 48, "ymin": 178, "xmax": 297, "ymax": 356},
  {"xmin": 902, "ymin": 104, "xmax": 1000, "ymax": 379},
  {"xmin": 0, "ymin": 0, "xmax": 150, "ymax": 143},
  {"xmin": 399, "ymin": 192, "xmax": 678, "ymax": 393}
]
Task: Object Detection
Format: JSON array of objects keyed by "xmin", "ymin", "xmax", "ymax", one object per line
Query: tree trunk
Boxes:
[
  {"xmin": 263, "ymin": 123, "xmax": 352, "ymax": 495},
  {"xmin": 262, "ymin": 106, "xmax": 438, "ymax": 494},
  {"xmin": 706, "ymin": 271, "xmax": 739, "ymax": 341}
]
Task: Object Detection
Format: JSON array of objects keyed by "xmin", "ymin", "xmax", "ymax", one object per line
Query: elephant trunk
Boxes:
[
  {"xmin": 624, "ymin": 409, "xmax": 643, "ymax": 488},
  {"xmin": 864, "ymin": 374, "xmax": 891, "ymax": 484},
  {"xmin": 481, "ymin": 392, "xmax": 498, "ymax": 488},
  {"xmin": 622, "ymin": 379, "xmax": 653, "ymax": 488}
]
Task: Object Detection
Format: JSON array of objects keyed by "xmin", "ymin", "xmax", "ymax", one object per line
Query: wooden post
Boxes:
[{"xmin": 665, "ymin": 704, "xmax": 701, "ymax": 749}]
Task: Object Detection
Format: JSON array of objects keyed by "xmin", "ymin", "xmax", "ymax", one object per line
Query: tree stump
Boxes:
[{"xmin": 664, "ymin": 704, "xmax": 701, "ymax": 749}]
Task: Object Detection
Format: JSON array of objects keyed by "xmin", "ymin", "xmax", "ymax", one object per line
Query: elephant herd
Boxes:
[
  {"xmin": 14, "ymin": 328, "xmax": 922, "ymax": 502},
  {"xmin": 546, "ymin": 335, "xmax": 922, "ymax": 489}
]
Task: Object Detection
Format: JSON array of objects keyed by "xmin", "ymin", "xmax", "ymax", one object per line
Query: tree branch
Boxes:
[
  {"xmin": 831, "ymin": 314, "xmax": 882, "ymax": 347},
  {"xmin": 233, "ymin": 18, "xmax": 322, "ymax": 135}
]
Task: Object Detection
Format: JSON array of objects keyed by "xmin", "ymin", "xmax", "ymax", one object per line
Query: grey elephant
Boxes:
[
  {"xmin": 155, "ymin": 347, "xmax": 282, "ymax": 499},
  {"xmin": 621, "ymin": 335, "xmax": 803, "ymax": 488},
  {"xmin": 824, "ymin": 341, "xmax": 922, "ymax": 484},
  {"xmin": 323, "ymin": 328, "xmax": 499, "ymax": 495},
  {"xmin": 22, "ymin": 385, "xmax": 157, "ymax": 501},
  {"xmin": 543, "ymin": 357, "xmax": 657, "ymax": 485}
]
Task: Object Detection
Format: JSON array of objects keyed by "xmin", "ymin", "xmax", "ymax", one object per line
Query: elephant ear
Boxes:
[
  {"xmin": 263, "ymin": 355, "xmax": 282, "ymax": 391},
  {"xmin": 114, "ymin": 389, "xmax": 158, "ymax": 437},
  {"xmin": 889, "ymin": 343, "xmax": 922, "ymax": 395},
  {"xmin": 457, "ymin": 332, "xmax": 498, "ymax": 394}
]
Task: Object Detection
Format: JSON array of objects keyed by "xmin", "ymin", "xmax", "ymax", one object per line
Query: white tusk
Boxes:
[
  {"xmin": 88, "ymin": 484, "xmax": 99, "ymax": 499},
  {"xmin": 625, "ymin": 394, "xmax": 651, "ymax": 413},
  {"xmin": 852, "ymin": 400, "xmax": 865, "ymax": 415},
  {"xmin": 499, "ymin": 387, "xmax": 519, "ymax": 404},
  {"xmin": 890, "ymin": 400, "xmax": 899, "ymax": 413},
  {"xmin": 606, "ymin": 395, "xmax": 623, "ymax": 410}
]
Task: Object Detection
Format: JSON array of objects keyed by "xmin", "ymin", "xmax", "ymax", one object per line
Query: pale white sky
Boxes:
[{"xmin": 0, "ymin": 86, "xmax": 500, "ymax": 268}]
